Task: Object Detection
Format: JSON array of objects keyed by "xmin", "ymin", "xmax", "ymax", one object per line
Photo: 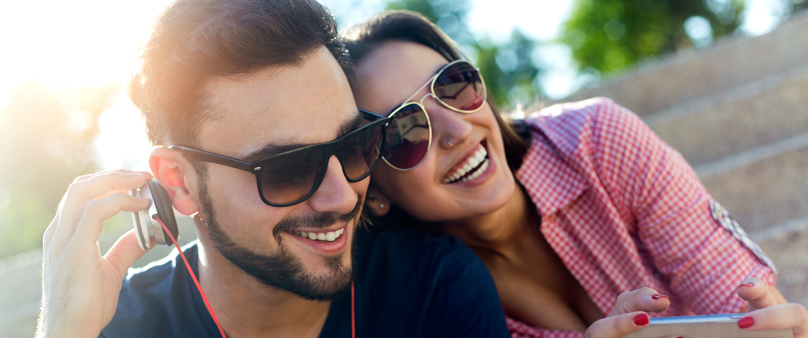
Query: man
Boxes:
[{"xmin": 35, "ymin": 0, "xmax": 509, "ymax": 337}]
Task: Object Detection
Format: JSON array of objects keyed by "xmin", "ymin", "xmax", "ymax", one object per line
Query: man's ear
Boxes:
[
  {"xmin": 149, "ymin": 146, "xmax": 200, "ymax": 216},
  {"xmin": 364, "ymin": 186, "xmax": 391, "ymax": 217}
]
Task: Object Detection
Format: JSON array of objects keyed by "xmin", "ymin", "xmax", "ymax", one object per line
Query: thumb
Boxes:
[
  {"xmin": 737, "ymin": 277, "xmax": 782, "ymax": 312},
  {"xmin": 104, "ymin": 229, "xmax": 154, "ymax": 280},
  {"xmin": 585, "ymin": 312, "xmax": 649, "ymax": 338},
  {"xmin": 609, "ymin": 287, "xmax": 671, "ymax": 316}
]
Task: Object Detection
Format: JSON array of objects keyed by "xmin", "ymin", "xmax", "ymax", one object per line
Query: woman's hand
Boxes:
[
  {"xmin": 584, "ymin": 287, "xmax": 676, "ymax": 338},
  {"xmin": 736, "ymin": 277, "xmax": 808, "ymax": 337},
  {"xmin": 37, "ymin": 171, "xmax": 154, "ymax": 338}
]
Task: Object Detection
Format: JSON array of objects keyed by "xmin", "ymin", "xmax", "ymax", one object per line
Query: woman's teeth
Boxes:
[
  {"xmin": 292, "ymin": 228, "xmax": 344, "ymax": 242},
  {"xmin": 444, "ymin": 145, "xmax": 489, "ymax": 184}
]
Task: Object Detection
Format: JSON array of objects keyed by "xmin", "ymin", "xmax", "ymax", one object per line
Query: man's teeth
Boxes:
[
  {"xmin": 443, "ymin": 146, "xmax": 488, "ymax": 183},
  {"xmin": 292, "ymin": 228, "xmax": 344, "ymax": 242}
]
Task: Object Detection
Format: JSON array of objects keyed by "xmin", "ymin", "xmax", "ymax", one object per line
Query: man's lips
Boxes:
[
  {"xmin": 286, "ymin": 227, "xmax": 345, "ymax": 242},
  {"xmin": 283, "ymin": 226, "xmax": 349, "ymax": 255}
]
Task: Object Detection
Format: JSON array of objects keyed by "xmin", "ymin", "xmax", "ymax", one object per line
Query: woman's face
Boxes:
[{"xmin": 353, "ymin": 41, "xmax": 516, "ymax": 222}]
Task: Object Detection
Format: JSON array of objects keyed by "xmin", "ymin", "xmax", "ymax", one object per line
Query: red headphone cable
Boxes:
[{"xmin": 157, "ymin": 217, "xmax": 228, "ymax": 338}]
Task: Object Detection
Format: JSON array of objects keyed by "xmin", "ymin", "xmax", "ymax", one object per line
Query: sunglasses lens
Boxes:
[
  {"xmin": 384, "ymin": 104, "xmax": 430, "ymax": 170},
  {"xmin": 259, "ymin": 147, "xmax": 325, "ymax": 205},
  {"xmin": 433, "ymin": 62, "xmax": 485, "ymax": 112},
  {"xmin": 258, "ymin": 121, "xmax": 384, "ymax": 206},
  {"xmin": 338, "ymin": 122, "xmax": 384, "ymax": 181}
]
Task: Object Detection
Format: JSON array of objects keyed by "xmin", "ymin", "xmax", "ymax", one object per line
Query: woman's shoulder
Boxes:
[
  {"xmin": 520, "ymin": 97, "xmax": 646, "ymax": 154},
  {"xmin": 524, "ymin": 97, "xmax": 634, "ymax": 128}
]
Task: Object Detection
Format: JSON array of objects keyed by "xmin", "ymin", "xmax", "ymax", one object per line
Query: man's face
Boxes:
[{"xmin": 192, "ymin": 46, "xmax": 366, "ymax": 300}]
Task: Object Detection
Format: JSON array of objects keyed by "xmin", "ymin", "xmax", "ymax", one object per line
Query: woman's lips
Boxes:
[{"xmin": 443, "ymin": 142, "xmax": 489, "ymax": 184}]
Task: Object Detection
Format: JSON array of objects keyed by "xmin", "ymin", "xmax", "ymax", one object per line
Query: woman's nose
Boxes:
[{"xmin": 423, "ymin": 99, "xmax": 472, "ymax": 150}]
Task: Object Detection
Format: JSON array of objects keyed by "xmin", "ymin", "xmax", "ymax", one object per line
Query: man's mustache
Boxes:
[{"xmin": 272, "ymin": 197, "xmax": 363, "ymax": 238}]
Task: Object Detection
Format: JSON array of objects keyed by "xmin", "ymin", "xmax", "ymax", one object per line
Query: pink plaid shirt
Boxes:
[{"xmin": 507, "ymin": 98, "xmax": 776, "ymax": 338}]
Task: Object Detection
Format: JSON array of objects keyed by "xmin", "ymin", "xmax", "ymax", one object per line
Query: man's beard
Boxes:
[{"xmin": 196, "ymin": 175, "xmax": 358, "ymax": 301}]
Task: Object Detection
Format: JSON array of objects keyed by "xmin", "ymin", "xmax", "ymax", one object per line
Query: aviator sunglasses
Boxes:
[
  {"xmin": 375, "ymin": 59, "xmax": 487, "ymax": 171},
  {"xmin": 170, "ymin": 109, "xmax": 387, "ymax": 207}
]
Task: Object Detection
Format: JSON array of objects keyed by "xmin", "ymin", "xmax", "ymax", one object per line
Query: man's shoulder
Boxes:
[
  {"xmin": 352, "ymin": 225, "xmax": 509, "ymax": 337},
  {"xmin": 101, "ymin": 243, "xmax": 214, "ymax": 337},
  {"xmin": 355, "ymin": 225, "xmax": 479, "ymax": 278}
]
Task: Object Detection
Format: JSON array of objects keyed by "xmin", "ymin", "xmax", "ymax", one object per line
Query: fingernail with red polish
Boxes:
[
  {"xmin": 738, "ymin": 316, "xmax": 755, "ymax": 329},
  {"xmin": 651, "ymin": 294, "xmax": 669, "ymax": 300},
  {"xmin": 739, "ymin": 282, "xmax": 756, "ymax": 288},
  {"xmin": 633, "ymin": 313, "xmax": 650, "ymax": 326}
]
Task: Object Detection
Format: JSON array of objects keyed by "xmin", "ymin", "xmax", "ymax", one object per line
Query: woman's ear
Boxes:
[
  {"xmin": 149, "ymin": 146, "xmax": 200, "ymax": 216},
  {"xmin": 365, "ymin": 186, "xmax": 391, "ymax": 217}
]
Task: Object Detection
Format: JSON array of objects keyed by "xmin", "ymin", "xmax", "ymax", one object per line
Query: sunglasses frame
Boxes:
[
  {"xmin": 170, "ymin": 109, "xmax": 387, "ymax": 207},
  {"xmin": 382, "ymin": 60, "xmax": 487, "ymax": 171}
]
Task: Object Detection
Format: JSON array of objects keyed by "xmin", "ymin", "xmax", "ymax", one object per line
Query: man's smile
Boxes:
[{"xmin": 283, "ymin": 225, "xmax": 350, "ymax": 255}]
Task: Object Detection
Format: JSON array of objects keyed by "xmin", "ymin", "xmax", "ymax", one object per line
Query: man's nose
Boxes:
[{"xmin": 307, "ymin": 155, "xmax": 360, "ymax": 215}]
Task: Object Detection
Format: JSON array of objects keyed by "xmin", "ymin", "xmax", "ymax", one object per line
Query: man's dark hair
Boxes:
[{"xmin": 129, "ymin": 0, "xmax": 353, "ymax": 149}]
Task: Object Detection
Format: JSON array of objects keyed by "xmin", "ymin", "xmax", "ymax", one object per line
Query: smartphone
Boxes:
[
  {"xmin": 622, "ymin": 313, "xmax": 793, "ymax": 338},
  {"xmin": 130, "ymin": 181, "xmax": 179, "ymax": 251}
]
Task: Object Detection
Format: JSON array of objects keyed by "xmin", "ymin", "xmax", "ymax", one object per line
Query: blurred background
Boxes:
[
  {"xmin": 2, "ymin": 0, "xmax": 808, "ymax": 335},
  {"xmin": 1, "ymin": 0, "xmax": 804, "ymax": 263}
]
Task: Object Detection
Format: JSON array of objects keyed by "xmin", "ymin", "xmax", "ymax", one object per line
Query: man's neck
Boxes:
[{"xmin": 192, "ymin": 217, "xmax": 332, "ymax": 338}]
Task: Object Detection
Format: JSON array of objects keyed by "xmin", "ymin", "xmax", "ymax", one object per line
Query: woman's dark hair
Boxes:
[{"xmin": 343, "ymin": 10, "xmax": 530, "ymax": 172}]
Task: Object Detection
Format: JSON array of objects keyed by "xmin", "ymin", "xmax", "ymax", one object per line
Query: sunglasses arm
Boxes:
[
  {"xmin": 168, "ymin": 145, "xmax": 254, "ymax": 172},
  {"xmin": 359, "ymin": 108, "xmax": 385, "ymax": 122}
]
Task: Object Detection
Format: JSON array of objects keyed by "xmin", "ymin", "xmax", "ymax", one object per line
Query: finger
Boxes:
[
  {"xmin": 93, "ymin": 172, "xmax": 154, "ymax": 200},
  {"xmin": 94, "ymin": 188, "xmax": 140, "ymax": 201},
  {"xmin": 43, "ymin": 214, "xmax": 59, "ymax": 248},
  {"xmin": 46, "ymin": 172, "xmax": 110, "ymax": 250},
  {"xmin": 585, "ymin": 312, "xmax": 649, "ymax": 338},
  {"xmin": 609, "ymin": 287, "xmax": 670, "ymax": 316},
  {"xmin": 738, "ymin": 303, "xmax": 808, "ymax": 337},
  {"xmin": 71, "ymin": 193, "xmax": 151, "ymax": 248},
  {"xmin": 52, "ymin": 172, "xmax": 151, "ymax": 251},
  {"xmin": 737, "ymin": 277, "xmax": 778, "ymax": 312},
  {"xmin": 104, "ymin": 230, "xmax": 154, "ymax": 281}
]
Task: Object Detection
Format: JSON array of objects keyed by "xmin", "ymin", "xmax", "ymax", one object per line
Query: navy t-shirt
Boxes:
[{"xmin": 101, "ymin": 225, "xmax": 509, "ymax": 337}]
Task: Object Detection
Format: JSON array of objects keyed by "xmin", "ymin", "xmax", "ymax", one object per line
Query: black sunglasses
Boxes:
[{"xmin": 170, "ymin": 109, "xmax": 387, "ymax": 207}]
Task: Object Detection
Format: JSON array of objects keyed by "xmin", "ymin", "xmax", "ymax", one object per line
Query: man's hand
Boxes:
[
  {"xmin": 37, "ymin": 171, "xmax": 154, "ymax": 338},
  {"xmin": 736, "ymin": 277, "xmax": 808, "ymax": 337},
  {"xmin": 584, "ymin": 287, "xmax": 676, "ymax": 338}
]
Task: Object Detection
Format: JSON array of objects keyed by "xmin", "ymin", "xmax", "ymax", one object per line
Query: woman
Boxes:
[{"xmin": 343, "ymin": 10, "xmax": 808, "ymax": 338}]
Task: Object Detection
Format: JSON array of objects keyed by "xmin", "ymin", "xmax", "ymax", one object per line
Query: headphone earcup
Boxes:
[{"xmin": 147, "ymin": 180, "xmax": 179, "ymax": 243}]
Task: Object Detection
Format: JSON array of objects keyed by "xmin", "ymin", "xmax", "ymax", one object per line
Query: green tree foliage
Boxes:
[
  {"xmin": 560, "ymin": 0, "xmax": 744, "ymax": 75},
  {"xmin": 0, "ymin": 82, "xmax": 116, "ymax": 260},
  {"xmin": 385, "ymin": 0, "xmax": 542, "ymax": 108}
]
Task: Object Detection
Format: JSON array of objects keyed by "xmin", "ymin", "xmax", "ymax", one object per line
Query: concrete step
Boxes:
[
  {"xmin": 697, "ymin": 138, "xmax": 808, "ymax": 233},
  {"xmin": 557, "ymin": 11, "xmax": 808, "ymax": 116},
  {"xmin": 752, "ymin": 217, "xmax": 808, "ymax": 308},
  {"xmin": 644, "ymin": 65, "xmax": 808, "ymax": 166},
  {"xmin": 0, "ymin": 250, "xmax": 43, "ymax": 337}
]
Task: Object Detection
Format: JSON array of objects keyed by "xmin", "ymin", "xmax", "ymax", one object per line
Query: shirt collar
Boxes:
[{"xmin": 514, "ymin": 122, "xmax": 589, "ymax": 217}]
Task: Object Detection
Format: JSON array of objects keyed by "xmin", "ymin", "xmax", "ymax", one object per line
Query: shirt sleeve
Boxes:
[
  {"xmin": 587, "ymin": 98, "xmax": 776, "ymax": 314},
  {"xmin": 424, "ymin": 245, "xmax": 511, "ymax": 338}
]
